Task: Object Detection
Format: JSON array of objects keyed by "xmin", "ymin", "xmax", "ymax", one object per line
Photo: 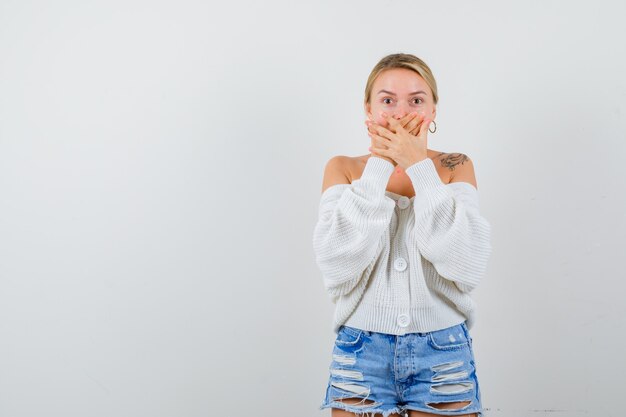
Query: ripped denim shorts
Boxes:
[{"xmin": 319, "ymin": 321, "xmax": 483, "ymax": 417}]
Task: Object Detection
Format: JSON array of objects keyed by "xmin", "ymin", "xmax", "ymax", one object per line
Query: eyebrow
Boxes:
[{"xmin": 377, "ymin": 89, "xmax": 426, "ymax": 96}]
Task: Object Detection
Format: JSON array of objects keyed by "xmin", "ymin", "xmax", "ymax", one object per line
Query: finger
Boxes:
[
  {"xmin": 365, "ymin": 117, "xmax": 386, "ymax": 127},
  {"xmin": 406, "ymin": 113, "xmax": 425, "ymax": 135},
  {"xmin": 384, "ymin": 114, "xmax": 403, "ymax": 132},
  {"xmin": 369, "ymin": 144, "xmax": 390, "ymax": 158},
  {"xmin": 387, "ymin": 112, "xmax": 417, "ymax": 133},
  {"xmin": 392, "ymin": 118, "xmax": 408, "ymax": 135},
  {"xmin": 400, "ymin": 112, "xmax": 417, "ymax": 130},
  {"xmin": 369, "ymin": 129, "xmax": 393, "ymax": 144},
  {"xmin": 417, "ymin": 118, "xmax": 430, "ymax": 139},
  {"xmin": 368, "ymin": 132, "xmax": 391, "ymax": 149},
  {"xmin": 367, "ymin": 122, "xmax": 395, "ymax": 141},
  {"xmin": 375, "ymin": 113, "xmax": 390, "ymax": 129},
  {"xmin": 402, "ymin": 113, "xmax": 421, "ymax": 135}
]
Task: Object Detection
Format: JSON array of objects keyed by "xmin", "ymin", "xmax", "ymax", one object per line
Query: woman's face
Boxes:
[{"xmin": 365, "ymin": 68, "xmax": 437, "ymax": 127}]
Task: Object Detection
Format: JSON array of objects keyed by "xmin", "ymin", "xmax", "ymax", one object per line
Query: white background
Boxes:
[{"xmin": 1, "ymin": 1, "xmax": 625, "ymax": 416}]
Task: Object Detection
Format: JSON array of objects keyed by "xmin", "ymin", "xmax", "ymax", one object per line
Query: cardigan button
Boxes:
[
  {"xmin": 394, "ymin": 257, "xmax": 407, "ymax": 272},
  {"xmin": 397, "ymin": 314, "xmax": 410, "ymax": 327},
  {"xmin": 397, "ymin": 196, "xmax": 410, "ymax": 209}
]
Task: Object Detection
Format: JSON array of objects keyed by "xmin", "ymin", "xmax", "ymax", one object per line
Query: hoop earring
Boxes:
[{"xmin": 429, "ymin": 120, "xmax": 437, "ymax": 134}]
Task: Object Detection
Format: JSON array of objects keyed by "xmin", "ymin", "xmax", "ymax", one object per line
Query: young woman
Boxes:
[{"xmin": 313, "ymin": 53, "xmax": 492, "ymax": 417}]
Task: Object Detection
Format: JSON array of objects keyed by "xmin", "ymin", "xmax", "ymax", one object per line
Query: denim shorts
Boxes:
[{"xmin": 319, "ymin": 321, "xmax": 483, "ymax": 417}]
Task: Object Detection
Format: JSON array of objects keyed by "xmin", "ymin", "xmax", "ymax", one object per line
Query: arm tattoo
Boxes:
[{"xmin": 438, "ymin": 153, "xmax": 469, "ymax": 172}]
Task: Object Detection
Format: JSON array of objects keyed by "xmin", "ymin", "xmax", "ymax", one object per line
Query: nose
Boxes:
[{"xmin": 393, "ymin": 105, "xmax": 410, "ymax": 119}]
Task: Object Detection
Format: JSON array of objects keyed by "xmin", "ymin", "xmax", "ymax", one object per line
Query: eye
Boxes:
[
  {"xmin": 412, "ymin": 98, "xmax": 424, "ymax": 105},
  {"xmin": 382, "ymin": 98, "xmax": 393, "ymax": 105}
]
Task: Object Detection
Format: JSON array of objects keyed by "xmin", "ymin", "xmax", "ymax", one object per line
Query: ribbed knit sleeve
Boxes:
[
  {"xmin": 405, "ymin": 157, "xmax": 492, "ymax": 293},
  {"xmin": 312, "ymin": 156, "xmax": 396, "ymax": 298}
]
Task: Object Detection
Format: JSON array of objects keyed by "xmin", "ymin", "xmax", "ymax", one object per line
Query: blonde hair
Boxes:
[{"xmin": 364, "ymin": 53, "xmax": 439, "ymax": 106}]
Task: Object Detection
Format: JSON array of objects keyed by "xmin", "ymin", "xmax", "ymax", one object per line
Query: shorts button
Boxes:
[
  {"xmin": 394, "ymin": 257, "xmax": 407, "ymax": 271},
  {"xmin": 397, "ymin": 314, "xmax": 410, "ymax": 327},
  {"xmin": 397, "ymin": 196, "xmax": 410, "ymax": 209}
]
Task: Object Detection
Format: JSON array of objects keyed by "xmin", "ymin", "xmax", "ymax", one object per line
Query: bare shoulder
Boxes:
[
  {"xmin": 320, "ymin": 155, "xmax": 352, "ymax": 194},
  {"xmin": 435, "ymin": 152, "xmax": 478, "ymax": 189},
  {"xmin": 434, "ymin": 152, "xmax": 472, "ymax": 172}
]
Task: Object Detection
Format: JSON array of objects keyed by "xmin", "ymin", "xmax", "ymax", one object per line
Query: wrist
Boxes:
[{"xmin": 400, "ymin": 155, "xmax": 427, "ymax": 170}]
